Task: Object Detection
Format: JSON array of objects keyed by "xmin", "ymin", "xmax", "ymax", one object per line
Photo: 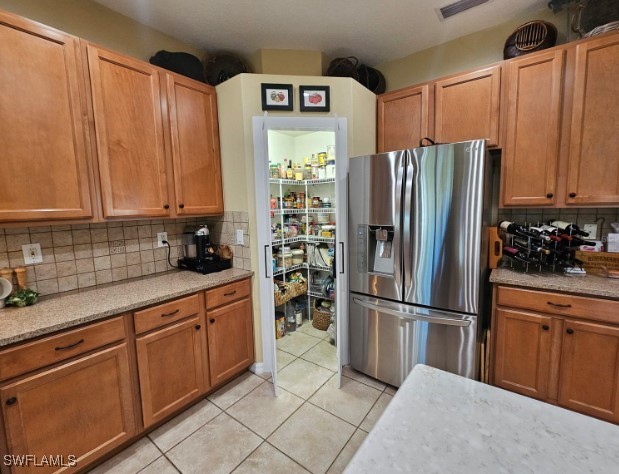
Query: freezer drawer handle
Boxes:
[{"xmin": 352, "ymin": 297, "xmax": 471, "ymax": 327}]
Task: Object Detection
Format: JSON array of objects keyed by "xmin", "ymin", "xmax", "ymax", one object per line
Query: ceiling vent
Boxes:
[{"xmin": 438, "ymin": 0, "xmax": 492, "ymax": 20}]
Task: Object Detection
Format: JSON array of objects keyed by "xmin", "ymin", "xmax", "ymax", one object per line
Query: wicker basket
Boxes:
[
  {"xmin": 312, "ymin": 300, "xmax": 331, "ymax": 331},
  {"xmin": 273, "ymin": 280, "xmax": 307, "ymax": 307}
]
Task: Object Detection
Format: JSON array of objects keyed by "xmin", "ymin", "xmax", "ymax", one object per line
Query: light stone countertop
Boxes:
[
  {"xmin": 490, "ymin": 267, "xmax": 619, "ymax": 300},
  {"xmin": 0, "ymin": 268, "xmax": 253, "ymax": 347},
  {"xmin": 345, "ymin": 364, "xmax": 619, "ymax": 474}
]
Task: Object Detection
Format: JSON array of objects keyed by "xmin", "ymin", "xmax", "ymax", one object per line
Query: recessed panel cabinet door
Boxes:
[
  {"xmin": 0, "ymin": 12, "xmax": 92, "ymax": 222},
  {"xmin": 558, "ymin": 319, "xmax": 619, "ymax": 423},
  {"xmin": 165, "ymin": 73, "xmax": 224, "ymax": 215},
  {"xmin": 377, "ymin": 85, "xmax": 429, "ymax": 153},
  {"xmin": 207, "ymin": 297, "xmax": 254, "ymax": 387},
  {"xmin": 494, "ymin": 308, "xmax": 553, "ymax": 401},
  {"xmin": 566, "ymin": 35, "xmax": 619, "ymax": 205},
  {"xmin": 502, "ymin": 50, "xmax": 564, "ymax": 206},
  {"xmin": 0, "ymin": 345, "xmax": 135, "ymax": 474},
  {"xmin": 434, "ymin": 65, "xmax": 501, "ymax": 147},
  {"xmin": 86, "ymin": 44, "xmax": 170, "ymax": 218}
]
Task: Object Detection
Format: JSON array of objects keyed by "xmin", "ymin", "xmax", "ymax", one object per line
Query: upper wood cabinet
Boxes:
[
  {"xmin": 0, "ymin": 11, "xmax": 93, "ymax": 222},
  {"xmin": 86, "ymin": 44, "xmax": 171, "ymax": 218},
  {"xmin": 501, "ymin": 50, "xmax": 564, "ymax": 206},
  {"xmin": 434, "ymin": 65, "xmax": 501, "ymax": 147},
  {"xmin": 565, "ymin": 34, "xmax": 619, "ymax": 205},
  {"xmin": 165, "ymin": 73, "xmax": 224, "ymax": 215},
  {"xmin": 377, "ymin": 85, "xmax": 429, "ymax": 153}
]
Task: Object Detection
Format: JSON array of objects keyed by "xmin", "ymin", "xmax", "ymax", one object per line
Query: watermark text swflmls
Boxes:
[{"xmin": 3, "ymin": 454, "xmax": 77, "ymax": 468}]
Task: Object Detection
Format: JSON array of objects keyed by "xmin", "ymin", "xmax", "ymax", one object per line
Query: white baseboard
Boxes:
[{"xmin": 250, "ymin": 362, "xmax": 267, "ymax": 375}]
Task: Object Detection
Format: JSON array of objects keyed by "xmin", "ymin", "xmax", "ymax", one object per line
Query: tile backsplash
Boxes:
[
  {"xmin": 0, "ymin": 211, "xmax": 250, "ymax": 296},
  {"xmin": 497, "ymin": 208, "xmax": 619, "ymax": 240}
]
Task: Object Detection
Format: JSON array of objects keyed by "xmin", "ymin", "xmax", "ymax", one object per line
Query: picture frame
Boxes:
[
  {"xmin": 299, "ymin": 86, "xmax": 330, "ymax": 112},
  {"xmin": 261, "ymin": 83, "xmax": 293, "ymax": 111}
]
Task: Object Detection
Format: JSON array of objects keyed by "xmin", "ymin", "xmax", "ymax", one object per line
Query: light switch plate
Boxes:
[
  {"xmin": 22, "ymin": 243, "xmax": 43, "ymax": 265},
  {"xmin": 583, "ymin": 224, "xmax": 598, "ymax": 239},
  {"xmin": 157, "ymin": 232, "xmax": 168, "ymax": 248},
  {"xmin": 236, "ymin": 229, "xmax": 244, "ymax": 245}
]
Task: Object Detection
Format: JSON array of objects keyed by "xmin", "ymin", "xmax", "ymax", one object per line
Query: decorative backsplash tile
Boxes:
[{"xmin": 0, "ymin": 211, "xmax": 250, "ymax": 296}]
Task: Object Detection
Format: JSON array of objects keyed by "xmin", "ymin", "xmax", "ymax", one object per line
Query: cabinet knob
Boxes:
[
  {"xmin": 163, "ymin": 204, "xmax": 170, "ymax": 209},
  {"xmin": 195, "ymin": 324, "xmax": 201, "ymax": 330},
  {"xmin": 546, "ymin": 193, "xmax": 553, "ymax": 199},
  {"xmin": 542, "ymin": 325, "xmax": 549, "ymax": 331},
  {"xmin": 566, "ymin": 328, "xmax": 574, "ymax": 334},
  {"xmin": 179, "ymin": 203, "xmax": 185, "ymax": 209},
  {"xmin": 5, "ymin": 397, "xmax": 17, "ymax": 406},
  {"xmin": 569, "ymin": 192, "xmax": 577, "ymax": 198},
  {"xmin": 209, "ymin": 318, "xmax": 215, "ymax": 324}
]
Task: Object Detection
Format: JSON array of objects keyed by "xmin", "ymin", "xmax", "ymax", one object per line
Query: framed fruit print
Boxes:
[
  {"xmin": 300, "ymin": 86, "xmax": 330, "ymax": 112},
  {"xmin": 261, "ymin": 83, "xmax": 293, "ymax": 111}
]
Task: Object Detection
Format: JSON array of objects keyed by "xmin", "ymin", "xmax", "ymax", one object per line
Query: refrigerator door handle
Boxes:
[
  {"xmin": 264, "ymin": 244, "xmax": 271, "ymax": 278},
  {"xmin": 352, "ymin": 297, "xmax": 472, "ymax": 327},
  {"xmin": 339, "ymin": 241, "xmax": 345, "ymax": 274}
]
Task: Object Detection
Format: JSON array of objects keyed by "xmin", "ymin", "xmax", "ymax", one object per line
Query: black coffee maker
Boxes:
[{"xmin": 178, "ymin": 226, "xmax": 231, "ymax": 275}]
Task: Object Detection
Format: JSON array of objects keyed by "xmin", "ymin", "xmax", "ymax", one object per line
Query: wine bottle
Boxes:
[
  {"xmin": 499, "ymin": 221, "xmax": 547, "ymax": 240},
  {"xmin": 503, "ymin": 246, "xmax": 540, "ymax": 264},
  {"xmin": 558, "ymin": 234, "xmax": 596, "ymax": 247},
  {"xmin": 549, "ymin": 220, "xmax": 590, "ymax": 237},
  {"xmin": 512, "ymin": 238, "xmax": 551, "ymax": 255}
]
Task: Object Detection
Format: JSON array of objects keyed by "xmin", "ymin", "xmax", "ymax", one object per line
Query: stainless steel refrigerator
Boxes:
[{"xmin": 348, "ymin": 140, "xmax": 491, "ymax": 387}]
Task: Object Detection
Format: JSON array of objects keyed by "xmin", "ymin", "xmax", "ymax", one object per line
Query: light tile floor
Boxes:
[{"xmin": 88, "ymin": 324, "xmax": 397, "ymax": 474}]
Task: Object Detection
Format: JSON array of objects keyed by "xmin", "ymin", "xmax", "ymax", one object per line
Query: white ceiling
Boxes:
[{"xmin": 94, "ymin": 0, "xmax": 550, "ymax": 65}]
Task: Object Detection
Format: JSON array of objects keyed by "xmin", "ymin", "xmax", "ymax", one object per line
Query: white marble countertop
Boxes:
[
  {"xmin": 0, "ymin": 268, "xmax": 253, "ymax": 347},
  {"xmin": 345, "ymin": 365, "xmax": 619, "ymax": 473}
]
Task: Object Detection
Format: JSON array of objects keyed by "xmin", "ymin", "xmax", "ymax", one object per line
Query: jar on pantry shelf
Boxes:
[
  {"xmin": 326, "ymin": 163, "xmax": 335, "ymax": 179},
  {"xmin": 291, "ymin": 249, "xmax": 304, "ymax": 265},
  {"xmin": 276, "ymin": 247, "xmax": 292, "ymax": 268},
  {"xmin": 318, "ymin": 166, "xmax": 326, "ymax": 180},
  {"xmin": 318, "ymin": 152, "xmax": 327, "ymax": 167},
  {"xmin": 312, "ymin": 197, "xmax": 320, "ymax": 208},
  {"xmin": 322, "ymin": 197, "xmax": 331, "ymax": 208},
  {"xmin": 326, "ymin": 145, "xmax": 335, "ymax": 163},
  {"xmin": 270, "ymin": 195, "xmax": 277, "ymax": 209}
]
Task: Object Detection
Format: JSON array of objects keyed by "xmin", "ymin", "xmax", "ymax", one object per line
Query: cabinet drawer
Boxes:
[
  {"xmin": 496, "ymin": 286, "xmax": 619, "ymax": 324},
  {"xmin": 134, "ymin": 293, "xmax": 200, "ymax": 334},
  {"xmin": 0, "ymin": 316, "xmax": 125, "ymax": 382},
  {"xmin": 206, "ymin": 279, "xmax": 251, "ymax": 310}
]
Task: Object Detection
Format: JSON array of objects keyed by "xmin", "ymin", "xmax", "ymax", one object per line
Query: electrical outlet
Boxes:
[
  {"xmin": 22, "ymin": 243, "xmax": 43, "ymax": 265},
  {"xmin": 583, "ymin": 224, "xmax": 598, "ymax": 239},
  {"xmin": 236, "ymin": 229, "xmax": 244, "ymax": 245},
  {"xmin": 157, "ymin": 232, "xmax": 168, "ymax": 248}
]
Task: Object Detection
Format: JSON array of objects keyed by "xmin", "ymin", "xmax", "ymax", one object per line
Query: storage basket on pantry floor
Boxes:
[{"xmin": 312, "ymin": 300, "xmax": 331, "ymax": 330}]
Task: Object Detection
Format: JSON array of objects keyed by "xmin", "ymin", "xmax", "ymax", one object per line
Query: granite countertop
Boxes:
[
  {"xmin": 345, "ymin": 365, "xmax": 619, "ymax": 473},
  {"xmin": 0, "ymin": 268, "xmax": 253, "ymax": 348},
  {"xmin": 490, "ymin": 267, "xmax": 619, "ymax": 300}
]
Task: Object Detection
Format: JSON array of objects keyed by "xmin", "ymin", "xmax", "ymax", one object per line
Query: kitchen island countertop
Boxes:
[
  {"xmin": 0, "ymin": 268, "xmax": 253, "ymax": 347},
  {"xmin": 490, "ymin": 267, "xmax": 619, "ymax": 299},
  {"xmin": 345, "ymin": 364, "xmax": 619, "ymax": 473}
]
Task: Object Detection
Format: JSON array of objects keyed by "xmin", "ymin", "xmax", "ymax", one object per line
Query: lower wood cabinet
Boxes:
[
  {"xmin": 493, "ymin": 285, "xmax": 619, "ymax": 423},
  {"xmin": 207, "ymin": 297, "xmax": 254, "ymax": 387},
  {"xmin": 0, "ymin": 344, "xmax": 136, "ymax": 473},
  {"xmin": 135, "ymin": 316, "xmax": 206, "ymax": 428}
]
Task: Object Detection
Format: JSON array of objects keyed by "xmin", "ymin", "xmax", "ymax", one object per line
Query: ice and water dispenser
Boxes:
[{"xmin": 356, "ymin": 224, "xmax": 395, "ymax": 275}]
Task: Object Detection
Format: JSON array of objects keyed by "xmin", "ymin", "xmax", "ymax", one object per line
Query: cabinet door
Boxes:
[
  {"xmin": 0, "ymin": 344, "xmax": 135, "ymax": 474},
  {"xmin": 558, "ymin": 319, "xmax": 619, "ymax": 423},
  {"xmin": 566, "ymin": 35, "xmax": 619, "ymax": 205},
  {"xmin": 207, "ymin": 297, "xmax": 254, "ymax": 386},
  {"xmin": 494, "ymin": 308, "xmax": 553, "ymax": 400},
  {"xmin": 86, "ymin": 44, "xmax": 170, "ymax": 218},
  {"xmin": 502, "ymin": 50, "xmax": 564, "ymax": 206},
  {"xmin": 136, "ymin": 317, "xmax": 205, "ymax": 427},
  {"xmin": 0, "ymin": 12, "xmax": 92, "ymax": 222},
  {"xmin": 165, "ymin": 73, "xmax": 224, "ymax": 216},
  {"xmin": 434, "ymin": 65, "xmax": 501, "ymax": 147},
  {"xmin": 377, "ymin": 85, "xmax": 429, "ymax": 153}
]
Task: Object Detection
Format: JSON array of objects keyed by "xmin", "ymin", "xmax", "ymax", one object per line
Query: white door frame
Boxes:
[{"xmin": 252, "ymin": 115, "xmax": 349, "ymax": 392}]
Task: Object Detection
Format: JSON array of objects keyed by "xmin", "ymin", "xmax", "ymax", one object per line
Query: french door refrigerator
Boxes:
[{"xmin": 348, "ymin": 140, "xmax": 491, "ymax": 387}]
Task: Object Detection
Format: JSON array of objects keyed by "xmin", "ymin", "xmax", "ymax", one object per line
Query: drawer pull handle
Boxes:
[
  {"xmin": 224, "ymin": 290, "xmax": 237, "ymax": 296},
  {"xmin": 209, "ymin": 318, "xmax": 215, "ymax": 324},
  {"xmin": 566, "ymin": 328, "xmax": 574, "ymax": 334},
  {"xmin": 547, "ymin": 301, "xmax": 571, "ymax": 309},
  {"xmin": 161, "ymin": 309, "xmax": 180, "ymax": 318},
  {"xmin": 55, "ymin": 339, "xmax": 85, "ymax": 351},
  {"xmin": 6, "ymin": 397, "xmax": 17, "ymax": 406},
  {"xmin": 195, "ymin": 324, "xmax": 201, "ymax": 330},
  {"xmin": 542, "ymin": 325, "xmax": 549, "ymax": 331}
]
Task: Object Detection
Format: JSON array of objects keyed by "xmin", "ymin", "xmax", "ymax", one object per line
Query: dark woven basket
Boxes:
[
  {"xmin": 326, "ymin": 57, "xmax": 359, "ymax": 80},
  {"xmin": 504, "ymin": 21, "xmax": 557, "ymax": 59},
  {"xmin": 357, "ymin": 64, "xmax": 386, "ymax": 94},
  {"xmin": 204, "ymin": 54, "xmax": 248, "ymax": 85}
]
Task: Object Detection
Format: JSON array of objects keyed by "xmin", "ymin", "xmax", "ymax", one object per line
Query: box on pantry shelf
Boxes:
[{"xmin": 607, "ymin": 233, "xmax": 619, "ymax": 253}]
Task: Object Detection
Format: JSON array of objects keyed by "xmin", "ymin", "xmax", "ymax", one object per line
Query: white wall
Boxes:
[{"xmin": 216, "ymin": 73, "xmax": 376, "ymax": 362}]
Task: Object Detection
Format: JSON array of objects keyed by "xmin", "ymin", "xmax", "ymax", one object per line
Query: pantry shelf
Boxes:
[
  {"xmin": 271, "ymin": 236, "xmax": 335, "ymax": 246},
  {"xmin": 269, "ymin": 178, "xmax": 335, "ymax": 186},
  {"xmin": 271, "ymin": 208, "xmax": 336, "ymax": 216}
]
